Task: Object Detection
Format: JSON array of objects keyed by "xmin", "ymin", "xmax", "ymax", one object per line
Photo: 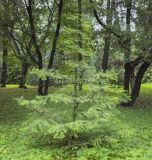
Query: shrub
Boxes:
[{"xmin": 18, "ymin": 65, "xmax": 129, "ymax": 149}]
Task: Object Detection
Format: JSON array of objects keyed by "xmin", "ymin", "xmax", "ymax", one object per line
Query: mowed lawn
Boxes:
[{"xmin": 0, "ymin": 84, "xmax": 152, "ymax": 160}]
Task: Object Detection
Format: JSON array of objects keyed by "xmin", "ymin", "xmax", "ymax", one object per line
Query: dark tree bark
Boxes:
[
  {"xmin": 130, "ymin": 61, "xmax": 151, "ymax": 105},
  {"xmin": 37, "ymin": 62, "xmax": 44, "ymax": 95},
  {"xmin": 19, "ymin": 60, "xmax": 28, "ymax": 88},
  {"xmin": 102, "ymin": 32, "xmax": 111, "ymax": 71},
  {"xmin": 124, "ymin": 57, "xmax": 143, "ymax": 91},
  {"xmin": 9, "ymin": 29, "xmax": 30, "ymax": 89},
  {"xmin": 1, "ymin": 35, "xmax": 8, "ymax": 87},
  {"xmin": 122, "ymin": 60, "xmax": 151, "ymax": 106},
  {"xmin": 78, "ymin": 0, "xmax": 83, "ymax": 90},
  {"xmin": 7, "ymin": 0, "xmax": 61, "ymax": 96},
  {"xmin": 123, "ymin": 0, "xmax": 132, "ymax": 92},
  {"xmin": 43, "ymin": 0, "xmax": 63, "ymax": 95},
  {"xmin": 25, "ymin": 0, "xmax": 63, "ymax": 96},
  {"xmin": 26, "ymin": 0, "xmax": 45, "ymax": 96},
  {"xmin": 78, "ymin": 0, "xmax": 82, "ymax": 56},
  {"xmin": 43, "ymin": 77, "xmax": 49, "ymax": 96},
  {"xmin": 102, "ymin": 0, "xmax": 114, "ymax": 71},
  {"xmin": 124, "ymin": 62, "xmax": 132, "ymax": 92},
  {"xmin": 38, "ymin": 78, "xmax": 44, "ymax": 96}
]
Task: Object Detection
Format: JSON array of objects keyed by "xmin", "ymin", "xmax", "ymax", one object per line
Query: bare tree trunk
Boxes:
[
  {"xmin": 19, "ymin": 60, "xmax": 28, "ymax": 88},
  {"xmin": 43, "ymin": 0, "xmax": 63, "ymax": 95},
  {"xmin": 102, "ymin": 31, "xmax": 111, "ymax": 71},
  {"xmin": 123, "ymin": 0, "xmax": 132, "ymax": 92},
  {"xmin": 38, "ymin": 78, "xmax": 44, "ymax": 96},
  {"xmin": 122, "ymin": 60, "xmax": 151, "ymax": 106},
  {"xmin": 130, "ymin": 70, "xmax": 135, "ymax": 91},
  {"xmin": 124, "ymin": 62, "xmax": 132, "ymax": 92},
  {"xmin": 43, "ymin": 77, "xmax": 49, "ymax": 96},
  {"xmin": 130, "ymin": 62, "xmax": 150, "ymax": 105},
  {"xmin": 1, "ymin": 35, "xmax": 8, "ymax": 87},
  {"xmin": 102, "ymin": 0, "xmax": 114, "ymax": 71},
  {"xmin": 37, "ymin": 61, "xmax": 45, "ymax": 95},
  {"xmin": 78, "ymin": 0, "xmax": 83, "ymax": 90}
]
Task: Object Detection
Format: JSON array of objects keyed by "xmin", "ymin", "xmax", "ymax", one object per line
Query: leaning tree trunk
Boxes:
[
  {"xmin": 1, "ymin": 37, "xmax": 8, "ymax": 87},
  {"xmin": 122, "ymin": 61, "xmax": 151, "ymax": 106},
  {"xmin": 130, "ymin": 61, "xmax": 151, "ymax": 105},
  {"xmin": 19, "ymin": 60, "xmax": 28, "ymax": 88},
  {"xmin": 124, "ymin": 57, "xmax": 143, "ymax": 92},
  {"xmin": 130, "ymin": 70, "xmax": 135, "ymax": 92}
]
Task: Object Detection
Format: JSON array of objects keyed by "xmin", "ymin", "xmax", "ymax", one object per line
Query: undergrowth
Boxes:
[{"xmin": 0, "ymin": 84, "xmax": 152, "ymax": 159}]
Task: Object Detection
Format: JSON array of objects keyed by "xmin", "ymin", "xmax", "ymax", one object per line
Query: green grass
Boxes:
[
  {"xmin": 117, "ymin": 84, "xmax": 152, "ymax": 160},
  {"xmin": 5, "ymin": 84, "xmax": 35, "ymax": 88},
  {"xmin": 0, "ymin": 85, "xmax": 152, "ymax": 159}
]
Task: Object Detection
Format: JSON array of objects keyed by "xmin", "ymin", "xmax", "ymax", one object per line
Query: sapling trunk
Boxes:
[
  {"xmin": 73, "ymin": 67, "xmax": 79, "ymax": 122},
  {"xmin": 78, "ymin": 0, "xmax": 83, "ymax": 91}
]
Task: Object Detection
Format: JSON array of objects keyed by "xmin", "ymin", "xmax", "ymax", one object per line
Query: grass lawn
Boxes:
[{"xmin": 0, "ymin": 84, "xmax": 152, "ymax": 160}]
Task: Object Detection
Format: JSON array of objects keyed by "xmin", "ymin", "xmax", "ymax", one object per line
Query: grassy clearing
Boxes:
[
  {"xmin": 117, "ymin": 84, "xmax": 152, "ymax": 160},
  {"xmin": 0, "ymin": 85, "xmax": 152, "ymax": 159},
  {"xmin": 0, "ymin": 88, "xmax": 54, "ymax": 160},
  {"xmin": 5, "ymin": 84, "xmax": 36, "ymax": 89}
]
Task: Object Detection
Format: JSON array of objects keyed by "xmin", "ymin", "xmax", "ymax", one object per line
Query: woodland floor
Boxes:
[{"xmin": 0, "ymin": 84, "xmax": 152, "ymax": 160}]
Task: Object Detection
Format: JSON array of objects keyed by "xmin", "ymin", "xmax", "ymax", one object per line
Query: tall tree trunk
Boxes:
[
  {"xmin": 124, "ymin": 0, "xmax": 132, "ymax": 92},
  {"xmin": 43, "ymin": 0, "xmax": 63, "ymax": 95},
  {"xmin": 43, "ymin": 77, "xmax": 49, "ymax": 96},
  {"xmin": 1, "ymin": 35, "xmax": 8, "ymax": 87},
  {"xmin": 26, "ymin": 0, "xmax": 44, "ymax": 95},
  {"xmin": 124, "ymin": 62, "xmax": 132, "ymax": 92},
  {"xmin": 102, "ymin": 31, "xmax": 111, "ymax": 71},
  {"xmin": 19, "ymin": 60, "xmax": 28, "ymax": 88},
  {"xmin": 78, "ymin": 0, "xmax": 83, "ymax": 90},
  {"xmin": 37, "ymin": 62, "xmax": 44, "ymax": 96},
  {"xmin": 38, "ymin": 78, "xmax": 44, "ymax": 96},
  {"xmin": 124, "ymin": 0, "xmax": 132, "ymax": 61},
  {"xmin": 102, "ymin": 0, "xmax": 114, "ymax": 71}
]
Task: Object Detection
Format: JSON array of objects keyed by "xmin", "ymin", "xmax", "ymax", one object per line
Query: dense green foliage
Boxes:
[
  {"xmin": 1, "ymin": 0, "xmax": 152, "ymax": 159},
  {"xmin": 18, "ymin": 69, "xmax": 128, "ymax": 145}
]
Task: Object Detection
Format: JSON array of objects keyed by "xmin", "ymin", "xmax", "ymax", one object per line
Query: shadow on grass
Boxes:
[{"xmin": 0, "ymin": 88, "xmax": 37, "ymax": 125}]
